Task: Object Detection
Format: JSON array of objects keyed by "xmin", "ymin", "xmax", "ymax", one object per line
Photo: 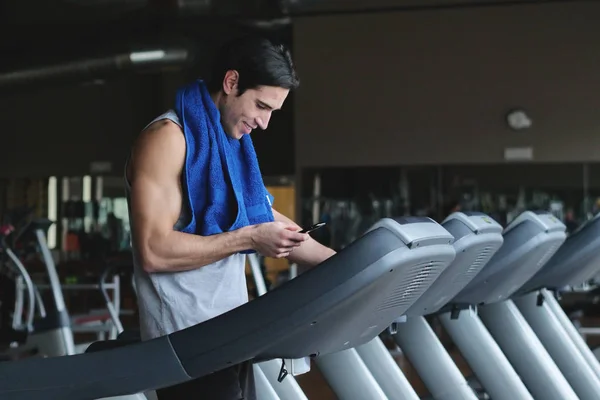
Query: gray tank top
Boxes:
[{"xmin": 125, "ymin": 110, "xmax": 249, "ymax": 340}]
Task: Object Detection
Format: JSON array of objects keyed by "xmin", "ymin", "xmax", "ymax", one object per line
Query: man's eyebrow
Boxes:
[{"xmin": 257, "ymin": 100, "xmax": 279, "ymax": 111}]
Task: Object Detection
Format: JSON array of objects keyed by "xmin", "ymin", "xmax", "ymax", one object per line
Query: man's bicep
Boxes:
[
  {"xmin": 130, "ymin": 174, "xmax": 180, "ymax": 236},
  {"xmin": 129, "ymin": 126, "xmax": 185, "ymax": 236}
]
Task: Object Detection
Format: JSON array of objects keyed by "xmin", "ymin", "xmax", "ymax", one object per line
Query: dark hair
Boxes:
[{"xmin": 207, "ymin": 34, "xmax": 299, "ymax": 95}]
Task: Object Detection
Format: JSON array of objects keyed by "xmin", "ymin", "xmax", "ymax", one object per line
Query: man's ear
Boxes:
[{"xmin": 222, "ymin": 70, "xmax": 239, "ymax": 95}]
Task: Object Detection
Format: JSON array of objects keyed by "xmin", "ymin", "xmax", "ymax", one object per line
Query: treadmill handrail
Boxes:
[
  {"xmin": 34, "ymin": 228, "xmax": 67, "ymax": 314},
  {"xmin": 5, "ymin": 248, "xmax": 36, "ymax": 332}
]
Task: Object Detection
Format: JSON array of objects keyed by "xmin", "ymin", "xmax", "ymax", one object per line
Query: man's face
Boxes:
[{"xmin": 219, "ymin": 71, "xmax": 289, "ymax": 139}]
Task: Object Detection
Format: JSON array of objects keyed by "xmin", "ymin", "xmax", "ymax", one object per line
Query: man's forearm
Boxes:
[
  {"xmin": 287, "ymin": 237, "xmax": 336, "ymax": 268},
  {"xmin": 137, "ymin": 227, "xmax": 253, "ymax": 273},
  {"xmin": 271, "ymin": 208, "xmax": 336, "ymax": 268}
]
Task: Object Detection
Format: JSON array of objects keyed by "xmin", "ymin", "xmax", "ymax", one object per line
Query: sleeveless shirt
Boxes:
[{"xmin": 125, "ymin": 110, "xmax": 249, "ymax": 340}]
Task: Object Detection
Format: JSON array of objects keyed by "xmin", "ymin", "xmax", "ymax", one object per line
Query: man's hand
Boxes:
[{"xmin": 250, "ymin": 221, "xmax": 309, "ymax": 258}]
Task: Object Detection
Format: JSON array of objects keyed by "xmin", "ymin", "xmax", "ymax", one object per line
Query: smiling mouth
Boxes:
[{"xmin": 243, "ymin": 122, "xmax": 253, "ymax": 132}]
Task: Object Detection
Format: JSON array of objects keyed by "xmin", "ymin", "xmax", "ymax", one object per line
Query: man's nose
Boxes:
[{"xmin": 256, "ymin": 114, "xmax": 270, "ymax": 130}]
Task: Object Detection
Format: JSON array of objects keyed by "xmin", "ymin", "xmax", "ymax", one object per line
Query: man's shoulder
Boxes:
[
  {"xmin": 134, "ymin": 119, "xmax": 185, "ymax": 154},
  {"xmin": 127, "ymin": 119, "xmax": 186, "ymax": 182},
  {"xmin": 143, "ymin": 117, "xmax": 184, "ymax": 138}
]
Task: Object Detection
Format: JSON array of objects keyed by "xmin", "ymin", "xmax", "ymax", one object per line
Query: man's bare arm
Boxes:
[
  {"xmin": 272, "ymin": 208, "xmax": 336, "ymax": 268},
  {"xmin": 128, "ymin": 121, "xmax": 256, "ymax": 273}
]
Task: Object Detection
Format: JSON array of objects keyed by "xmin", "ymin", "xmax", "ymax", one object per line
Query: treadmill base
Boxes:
[{"xmin": 478, "ymin": 300, "xmax": 578, "ymax": 400}]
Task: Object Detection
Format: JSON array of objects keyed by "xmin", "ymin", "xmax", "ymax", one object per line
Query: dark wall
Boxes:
[
  {"xmin": 0, "ymin": 75, "xmax": 158, "ymax": 178},
  {"xmin": 293, "ymin": 1, "xmax": 600, "ymax": 168}
]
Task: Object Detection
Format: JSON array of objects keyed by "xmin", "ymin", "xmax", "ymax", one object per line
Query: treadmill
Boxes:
[
  {"xmin": 315, "ymin": 217, "xmax": 456, "ymax": 400},
  {"xmin": 514, "ymin": 212, "xmax": 600, "ymax": 385},
  {"xmin": 0, "ymin": 216, "xmax": 456, "ymax": 400},
  {"xmin": 0, "ymin": 224, "xmax": 35, "ymax": 350},
  {"xmin": 444, "ymin": 210, "xmax": 578, "ymax": 400},
  {"xmin": 0, "ymin": 218, "xmax": 76, "ymax": 358},
  {"xmin": 19, "ymin": 219, "xmax": 76, "ymax": 357},
  {"xmin": 390, "ymin": 211, "xmax": 508, "ymax": 400},
  {"xmin": 246, "ymin": 253, "xmax": 309, "ymax": 400}
]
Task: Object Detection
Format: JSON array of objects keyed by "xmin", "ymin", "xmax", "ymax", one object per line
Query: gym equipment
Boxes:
[
  {"xmin": 0, "ymin": 224, "xmax": 35, "ymax": 346},
  {"xmin": 521, "ymin": 212, "xmax": 600, "ymax": 293},
  {"xmin": 97, "ymin": 264, "xmax": 152, "ymax": 400},
  {"xmin": 254, "ymin": 364, "xmax": 281, "ymax": 400},
  {"xmin": 354, "ymin": 337, "xmax": 419, "ymax": 400},
  {"xmin": 510, "ymin": 290, "xmax": 600, "ymax": 399},
  {"xmin": 515, "ymin": 212, "xmax": 600, "ymax": 382},
  {"xmin": 544, "ymin": 288, "xmax": 600, "ymax": 378},
  {"xmin": 393, "ymin": 316, "xmax": 478, "ymax": 400},
  {"xmin": 250, "ymin": 251, "xmax": 417, "ymax": 400},
  {"xmin": 436, "ymin": 212, "xmax": 535, "ymax": 400},
  {"xmin": 13, "ymin": 275, "xmax": 48, "ymax": 331},
  {"xmin": 1, "ymin": 215, "xmax": 144, "ymax": 400},
  {"xmin": 256, "ymin": 359, "xmax": 306, "ymax": 400},
  {"xmin": 0, "ymin": 216, "xmax": 456, "ymax": 400},
  {"xmin": 0, "ymin": 218, "xmax": 76, "ymax": 358},
  {"xmin": 460, "ymin": 211, "xmax": 578, "ymax": 400},
  {"xmin": 453, "ymin": 211, "xmax": 566, "ymax": 306},
  {"xmin": 15, "ymin": 219, "xmax": 76, "ymax": 357},
  {"xmin": 7, "ymin": 215, "xmax": 123, "ymax": 358},
  {"xmin": 316, "ymin": 346, "xmax": 388, "ymax": 399},
  {"xmin": 315, "ymin": 217, "xmax": 456, "ymax": 400},
  {"xmin": 392, "ymin": 212, "xmax": 508, "ymax": 400},
  {"xmin": 99, "ymin": 262, "xmax": 132, "ymax": 337},
  {"xmin": 411, "ymin": 212, "xmax": 505, "ymax": 317},
  {"xmin": 247, "ymin": 253, "xmax": 308, "ymax": 400}
]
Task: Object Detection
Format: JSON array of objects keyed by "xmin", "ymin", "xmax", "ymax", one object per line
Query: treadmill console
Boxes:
[
  {"xmin": 520, "ymin": 211, "xmax": 600, "ymax": 291},
  {"xmin": 367, "ymin": 217, "xmax": 454, "ymax": 248},
  {"xmin": 444, "ymin": 212, "xmax": 503, "ymax": 235},
  {"xmin": 392, "ymin": 216, "xmax": 436, "ymax": 225},
  {"xmin": 567, "ymin": 211, "xmax": 600, "ymax": 237},
  {"xmin": 504, "ymin": 211, "xmax": 564, "ymax": 235},
  {"xmin": 452, "ymin": 210, "xmax": 566, "ymax": 306}
]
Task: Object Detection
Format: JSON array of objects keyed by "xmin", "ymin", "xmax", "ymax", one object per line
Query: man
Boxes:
[{"xmin": 125, "ymin": 35, "xmax": 336, "ymax": 400}]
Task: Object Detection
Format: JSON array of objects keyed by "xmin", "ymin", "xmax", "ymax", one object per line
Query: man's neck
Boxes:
[{"xmin": 210, "ymin": 90, "xmax": 225, "ymax": 112}]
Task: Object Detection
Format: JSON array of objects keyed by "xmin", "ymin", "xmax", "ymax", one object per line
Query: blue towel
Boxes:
[{"xmin": 173, "ymin": 80, "xmax": 274, "ymax": 252}]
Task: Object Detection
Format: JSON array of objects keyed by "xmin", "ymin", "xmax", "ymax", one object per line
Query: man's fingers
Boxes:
[
  {"xmin": 285, "ymin": 230, "xmax": 309, "ymax": 242},
  {"xmin": 275, "ymin": 246, "xmax": 295, "ymax": 257},
  {"xmin": 277, "ymin": 239, "xmax": 300, "ymax": 248},
  {"xmin": 276, "ymin": 251, "xmax": 291, "ymax": 259},
  {"xmin": 283, "ymin": 240, "xmax": 302, "ymax": 248}
]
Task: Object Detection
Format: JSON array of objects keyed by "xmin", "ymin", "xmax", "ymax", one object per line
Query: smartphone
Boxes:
[{"xmin": 299, "ymin": 222, "xmax": 326, "ymax": 234}]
